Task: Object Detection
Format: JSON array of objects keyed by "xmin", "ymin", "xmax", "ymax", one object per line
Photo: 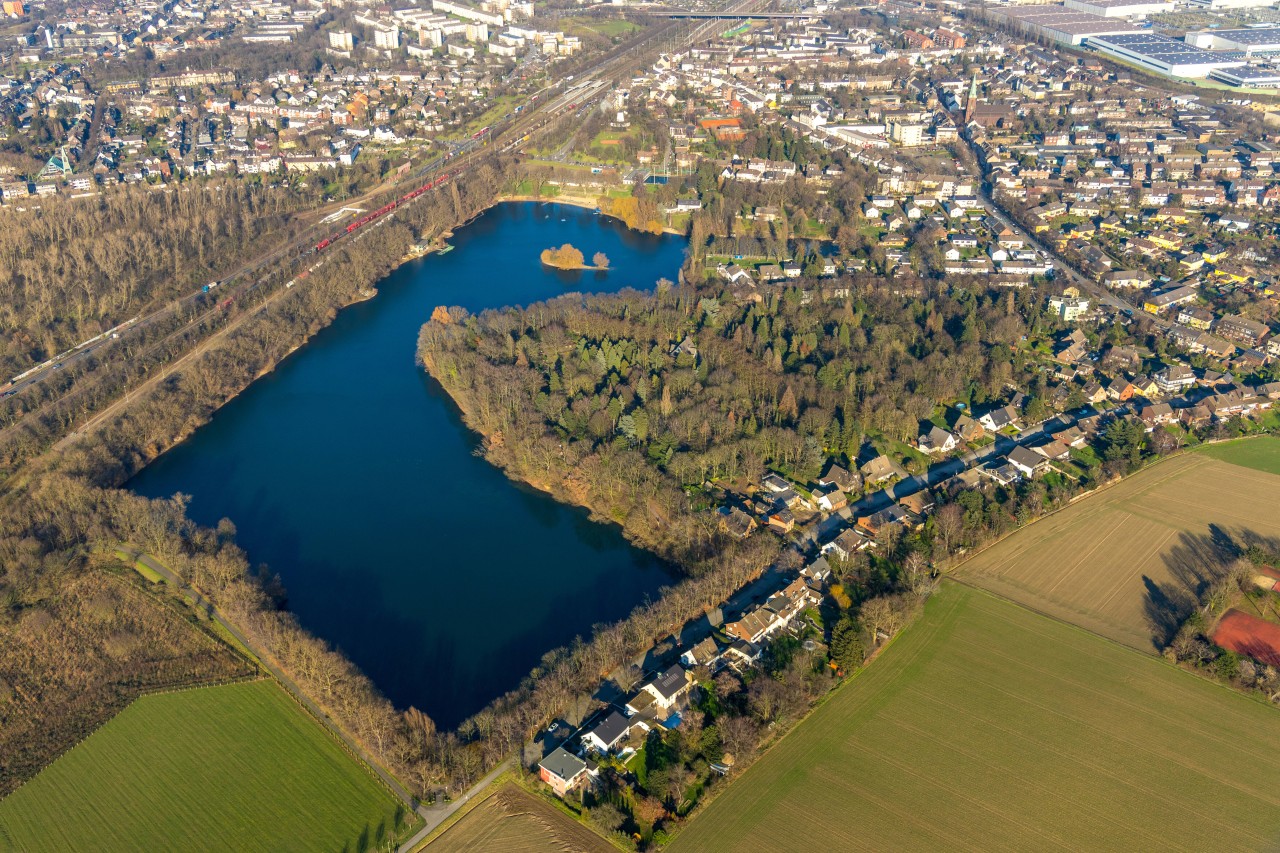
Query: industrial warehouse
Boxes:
[
  {"xmin": 1208, "ymin": 64, "xmax": 1280, "ymax": 86},
  {"xmin": 1062, "ymin": 0, "xmax": 1175, "ymax": 17},
  {"xmin": 988, "ymin": 4, "xmax": 1144, "ymax": 45},
  {"xmin": 988, "ymin": 0, "xmax": 1280, "ymax": 84},
  {"xmin": 1185, "ymin": 25, "xmax": 1280, "ymax": 55},
  {"xmin": 1086, "ymin": 32, "xmax": 1247, "ymax": 77}
]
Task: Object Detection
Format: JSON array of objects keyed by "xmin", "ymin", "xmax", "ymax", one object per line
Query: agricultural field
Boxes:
[
  {"xmin": 0, "ymin": 680, "xmax": 410, "ymax": 853},
  {"xmin": 1197, "ymin": 434, "xmax": 1280, "ymax": 476},
  {"xmin": 670, "ymin": 583, "xmax": 1280, "ymax": 852},
  {"xmin": 424, "ymin": 783, "xmax": 611, "ymax": 853},
  {"xmin": 957, "ymin": 448, "xmax": 1280, "ymax": 652}
]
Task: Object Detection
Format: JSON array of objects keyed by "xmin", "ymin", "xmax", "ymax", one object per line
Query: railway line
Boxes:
[{"xmin": 1, "ymin": 0, "xmax": 759, "ymax": 454}]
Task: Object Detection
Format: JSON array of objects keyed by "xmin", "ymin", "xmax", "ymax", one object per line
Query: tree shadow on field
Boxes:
[{"xmin": 1148, "ymin": 526, "xmax": 1280, "ymax": 649}]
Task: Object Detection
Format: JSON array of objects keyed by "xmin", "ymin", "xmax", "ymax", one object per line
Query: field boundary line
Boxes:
[
  {"xmin": 0, "ymin": 675, "xmax": 265, "ymax": 803},
  {"xmin": 111, "ymin": 544, "xmax": 427, "ymax": 831},
  {"xmin": 947, "ymin": 433, "xmax": 1276, "ymax": 580},
  {"xmin": 665, "ymin": 588, "xmax": 953, "ymax": 842},
  {"xmin": 950, "ymin": 580, "xmax": 1280, "ymax": 715}
]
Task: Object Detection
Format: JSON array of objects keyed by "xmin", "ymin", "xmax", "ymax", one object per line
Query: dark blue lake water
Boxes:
[{"xmin": 130, "ymin": 202, "xmax": 686, "ymax": 730}]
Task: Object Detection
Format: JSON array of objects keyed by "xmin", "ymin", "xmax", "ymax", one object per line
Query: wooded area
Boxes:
[{"xmin": 0, "ymin": 181, "xmax": 322, "ymax": 379}]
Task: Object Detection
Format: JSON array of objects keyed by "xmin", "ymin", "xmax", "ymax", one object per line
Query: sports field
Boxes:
[
  {"xmin": 1214, "ymin": 608, "xmax": 1280, "ymax": 667},
  {"xmin": 0, "ymin": 680, "xmax": 409, "ymax": 852},
  {"xmin": 670, "ymin": 583, "xmax": 1280, "ymax": 852},
  {"xmin": 425, "ymin": 783, "xmax": 611, "ymax": 853},
  {"xmin": 958, "ymin": 448, "xmax": 1280, "ymax": 651}
]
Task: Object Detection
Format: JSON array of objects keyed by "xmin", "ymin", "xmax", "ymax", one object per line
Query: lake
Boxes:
[{"xmin": 130, "ymin": 202, "xmax": 687, "ymax": 730}]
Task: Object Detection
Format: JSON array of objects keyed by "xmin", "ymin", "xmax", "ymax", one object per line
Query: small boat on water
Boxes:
[{"xmin": 436, "ymin": 243, "xmax": 455, "ymax": 254}]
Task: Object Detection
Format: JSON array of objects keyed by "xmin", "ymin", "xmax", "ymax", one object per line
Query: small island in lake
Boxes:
[{"xmin": 540, "ymin": 243, "xmax": 609, "ymax": 270}]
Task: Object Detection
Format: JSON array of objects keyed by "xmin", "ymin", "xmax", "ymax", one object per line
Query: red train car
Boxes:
[{"xmin": 316, "ymin": 170, "xmax": 456, "ymax": 252}]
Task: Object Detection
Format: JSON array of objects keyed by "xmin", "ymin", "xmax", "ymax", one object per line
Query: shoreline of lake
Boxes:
[{"xmin": 129, "ymin": 201, "xmax": 689, "ymax": 729}]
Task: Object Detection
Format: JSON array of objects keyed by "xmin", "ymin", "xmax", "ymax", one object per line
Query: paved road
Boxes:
[{"xmin": 395, "ymin": 758, "xmax": 516, "ymax": 853}]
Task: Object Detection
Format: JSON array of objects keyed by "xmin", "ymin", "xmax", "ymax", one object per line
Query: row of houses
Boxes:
[{"xmin": 537, "ymin": 663, "xmax": 695, "ymax": 798}]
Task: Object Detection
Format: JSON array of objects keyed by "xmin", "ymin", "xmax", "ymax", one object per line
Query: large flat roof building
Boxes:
[
  {"xmin": 1210, "ymin": 64, "xmax": 1280, "ymax": 86},
  {"xmin": 989, "ymin": 4, "xmax": 1145, "ymax": 45},
  {"xmin": 1188, "ymin": 0, "xmax": 1277, "ymax": 8},
  {"xmin": 1064, "ymin": 0, "xmax": 1175, "ymax": 16},
  {"xmin": 1186, "ymin": 26, "xmax": 1280, "ymax": 55},
  {"xmin": 1087, "ymin": 32, "xmax": 1247, "ymax": 77}
]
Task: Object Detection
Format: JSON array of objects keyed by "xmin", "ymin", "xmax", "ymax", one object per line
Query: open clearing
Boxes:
[
  {"xmin": 424, "ymin": 782, "xmax": 611, "ymax": 853},
  {"xmin": 0, "ymin": 680, "xmax": 408, "ymax": 853},
  {"xmin": 670, "ymin": 583, "xmax": 1280, "ymax": 853},
  {"xmin": 957, "ymin": 448, "xmax": 1280, "ymax": 652}
]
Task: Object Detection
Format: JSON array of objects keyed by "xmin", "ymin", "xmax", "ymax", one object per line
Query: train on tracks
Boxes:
[{"xmin": 314, "ymin": 172, "xmax": 454, "ymax": 253}]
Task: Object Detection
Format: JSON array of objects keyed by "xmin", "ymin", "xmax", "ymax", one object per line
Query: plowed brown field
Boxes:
[
  {"xmin": 426, "ymin": 783, "xmax": 611, "ymax": 853},
  {"xmin": 958, "ymin": 449, "xmax": 1280, "ymax": 652}
]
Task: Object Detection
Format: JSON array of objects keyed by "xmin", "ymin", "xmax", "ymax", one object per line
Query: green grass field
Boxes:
[
  {"xmin": 670, "ymin": 583, "xmax": 1280, "ymax": 852},
  {"xmin": 1198, "ymin": 435, "xmax": 1280, "ymax": 476},
  {"xmin": 0, "ymin": 680, "xmax": 410, "ymax": 853}
]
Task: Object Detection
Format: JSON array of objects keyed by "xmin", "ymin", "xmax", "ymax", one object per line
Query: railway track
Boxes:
[{"xmin": 1, "ymin": 0, "xmax": 761, "ymax": 456}]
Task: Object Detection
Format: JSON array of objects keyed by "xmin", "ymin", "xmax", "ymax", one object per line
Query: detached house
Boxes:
[
  {"xmin": 861, "ymin": 455, "xmax": 907, "ymax": 484},
  {"xmin": 979, "ymin": 405, "xmax": 1021, "ymax": 432},
  {"xmin": 817, "ymin": 462, "xmax": 862, "ymax": 493},
  {"xmin": 637, "ymin": 665, "xmax": 692, "ymax": 715},
  {"xmin": 821, "ymin": 527, "xmax": 871, "ymax": 560},
  {"xmin": 581, "ymin": 711, "xmax": 631, "ymax": 755},
  {"xmin": 539, "ymin": 747, "xmax": 590, "ymax": 798},
  {"xmin": 918, "ymin": 425, "xmax": 958, "ymax": 454},
  {"xmin": 1007, "ymin": 445, "xmax": 1047, "ymax": 477}
]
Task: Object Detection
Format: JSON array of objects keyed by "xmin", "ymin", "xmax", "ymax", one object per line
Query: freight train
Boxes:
[{"xmin": 314, "ymin": 172, "xmax": 453, "ymax": 253}]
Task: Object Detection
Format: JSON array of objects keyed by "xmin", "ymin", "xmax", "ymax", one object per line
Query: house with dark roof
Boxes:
[
  {"xmin": 1007, "ymin": 445, "xmax": 1047, "ymax": 477},
  {"xmin": 979, "ymin": 404, "xmax": 1020, "ymax": 432},
  {"xmin": 817, "ymin": 461, "xmax": 861, "ymax": 492},
  {"xmin": 918, "ymin": 424, "xmax": 958, "ymax": 454},
  {"xmin": 719, "ymin": 506, "xmax": 757, "ymax": 539},
  {"xmin": 821, "ymin": 527, "xmax": 871, "ymax": 560},
  {"xmin": 639, "ymin": 664, "xmax": 692, "ymax": 714},
  {"xmin": 856, "ymin": 504, "xmax": 908, "ymax": 537},
  {"xmin": 983, "ymin": 459, "xmax": 1022, "ymax": 485},
  {"xmin": 539, "ymin": 747, "xmax": 590, "ymax": 798},
  {"xmin": 581, "ymin": 710, "xmax": 631, "ymax": 755}
]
